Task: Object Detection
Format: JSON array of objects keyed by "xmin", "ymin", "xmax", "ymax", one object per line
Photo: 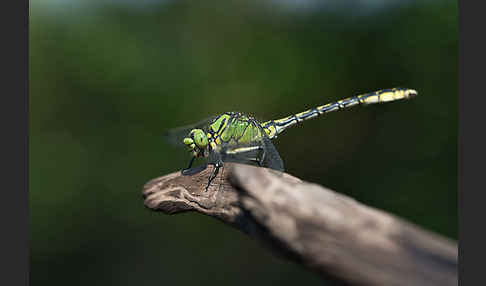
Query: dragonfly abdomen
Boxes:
[{"xmin": 262, "ymin": 87, "xmax": 417, "ymax": 139}]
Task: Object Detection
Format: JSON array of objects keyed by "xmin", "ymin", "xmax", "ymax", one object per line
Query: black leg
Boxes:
[
  {"xmin": 182, "ymin": 156, "xmax": 196, "ymax": 175},
  {"xmin": 258, "ymin": 148, "xmax": 266, "ymax": 167},
  {"xmin": 218, "ymin": 164, "xmax": 225, "ymax": 192},
  {"xmin": 206, "ymin": 162, "xmax": 222, "ymax": 192}
]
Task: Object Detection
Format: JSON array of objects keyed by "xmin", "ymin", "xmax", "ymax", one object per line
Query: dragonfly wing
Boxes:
[
  {"xmin": 219, "ymin": 141, "xmax": 264, "ymax": 168},
  {"xmin": 255, "ymin": 122, "xmax": 285, "ymax": 171},
  {"xmin": 219, "ymin": 137, "xmax": 284, "ymax": 172},
  {"xmin": 162, "ymin": 116, "xmax": 217, "ymax": 146},
  {"xmin": 261, "ymin": 136, "xmax": 285, "ymax": 172}
]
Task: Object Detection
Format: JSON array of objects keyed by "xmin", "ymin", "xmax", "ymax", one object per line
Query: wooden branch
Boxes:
[{"xmin": 142, "ymin": 163, "xmax": 457, "ymax": 286}]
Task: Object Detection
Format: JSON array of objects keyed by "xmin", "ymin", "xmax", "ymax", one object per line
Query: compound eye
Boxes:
[{"xmin": 192, "ymin": 130, "xmax": 208, "ymax": 148}]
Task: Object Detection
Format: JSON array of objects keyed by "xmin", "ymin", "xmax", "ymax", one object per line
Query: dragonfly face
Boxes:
[{"xmin": 183, "ymin": 129, "xmax": 208, "ymax": 158}]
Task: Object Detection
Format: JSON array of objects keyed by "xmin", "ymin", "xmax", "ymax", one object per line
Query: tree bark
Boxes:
[{"xmin": 142, "ymin": 163, "xmax": 457, "ymax": 286}]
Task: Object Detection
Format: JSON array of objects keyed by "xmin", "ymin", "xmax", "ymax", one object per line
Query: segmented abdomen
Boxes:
[{"xmin": 262, "ymin": 87, "xmax": 417, "ymax": 139}]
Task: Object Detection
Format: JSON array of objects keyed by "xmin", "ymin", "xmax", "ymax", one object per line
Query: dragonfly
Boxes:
[{"xmin": 164, "ymin": 87, "xmax": 417, "ymax": 191}]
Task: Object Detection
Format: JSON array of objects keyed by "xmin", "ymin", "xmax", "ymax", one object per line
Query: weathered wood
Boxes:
[{"xmin": 142, "ymin": 163, "xmax": 457, "ymax": 286}]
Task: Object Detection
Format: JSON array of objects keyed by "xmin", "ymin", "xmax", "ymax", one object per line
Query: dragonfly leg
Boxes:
[
  {"xmin": 244, "ymin": 146, "xmax": 265, "ymax": 166},
  {"xmin": 206, "ymin": 161, "xmax": 222, "ymax": 192},
  {"xmin": 218, "ymin": 164, "xmax": 225, "ymax": 192},
  {"xmin": 181, "ymin": 156, "xmax": 196, "ymax": 175},
  {"xmin": 258, "ymin": 148, "xmax": 266, "ymax": 167}
]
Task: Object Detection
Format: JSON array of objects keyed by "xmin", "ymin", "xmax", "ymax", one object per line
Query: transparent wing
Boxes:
[
  {"xmin": 219, "ymin": 137, "xmax": 285, "ymax": 172},
  {"xmin": 162, "ymin": 116, "xmax": 217, "ymax": 146},
  {"xmin": 219, "ymin": 141, "xmax": 264, "ymax": 168},
  {"xmin": 256, "ymin": 122, "xmax": 285, "ymax": 171},
  {"xmin": 261, "ymin": 136, "xmax": 285, "ymax": 171}
]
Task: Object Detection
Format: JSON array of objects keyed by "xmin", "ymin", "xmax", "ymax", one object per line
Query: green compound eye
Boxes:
[{"xmin": 191, "ymin": 129, "xmax": 208, "ymax": 148}]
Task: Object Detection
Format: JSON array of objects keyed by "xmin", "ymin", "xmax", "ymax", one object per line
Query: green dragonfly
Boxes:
[{"xmin": 164, "ymin": 87, "xmax": 417, "ymax": 191}]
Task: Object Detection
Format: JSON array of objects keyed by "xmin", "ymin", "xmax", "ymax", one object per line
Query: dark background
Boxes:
[{"xmin": 30, "ymin": 0, "xmax": 457, "ymax": 285}]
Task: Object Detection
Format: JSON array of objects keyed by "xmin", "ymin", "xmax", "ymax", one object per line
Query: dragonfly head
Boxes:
[{"xmin": 183, "ymin": 129, "xmax": 208, "ymax": 157}]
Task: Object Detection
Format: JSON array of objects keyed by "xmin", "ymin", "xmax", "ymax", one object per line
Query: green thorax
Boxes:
[{"xmin": 207, "ymin": 112, "xmax": 266, "ymax": 147}]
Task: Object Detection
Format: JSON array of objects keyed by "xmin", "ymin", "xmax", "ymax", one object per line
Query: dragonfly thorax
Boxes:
[{"xmin": 183, "ymin": 112, "xmax": 269, "ymax": 159}]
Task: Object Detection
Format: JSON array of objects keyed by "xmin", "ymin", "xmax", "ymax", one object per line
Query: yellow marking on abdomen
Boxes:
[
  {"xmin": 317, "ymin": 103, "xmax": 339, "ymax": 112},
  {"xmin": 267, "ymin": 88, "xmax": 417, "ymax": 138},
  {"xmin": 338, "ymin": 99, "xmax": 359, "ymax": 108},
  {"xmin": 363, "ymin": 95, "xmax": 379, "ymax": 104}
]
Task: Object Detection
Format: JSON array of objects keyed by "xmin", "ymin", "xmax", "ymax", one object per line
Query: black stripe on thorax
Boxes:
[{"xmin": 216, "ymin": 117, "xmax": 227, "ymax": 134}]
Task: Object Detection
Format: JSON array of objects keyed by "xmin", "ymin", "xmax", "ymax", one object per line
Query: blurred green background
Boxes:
[{"xmin": 30, "ymin": 0, "xmax": 457, "ymax": 285}]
